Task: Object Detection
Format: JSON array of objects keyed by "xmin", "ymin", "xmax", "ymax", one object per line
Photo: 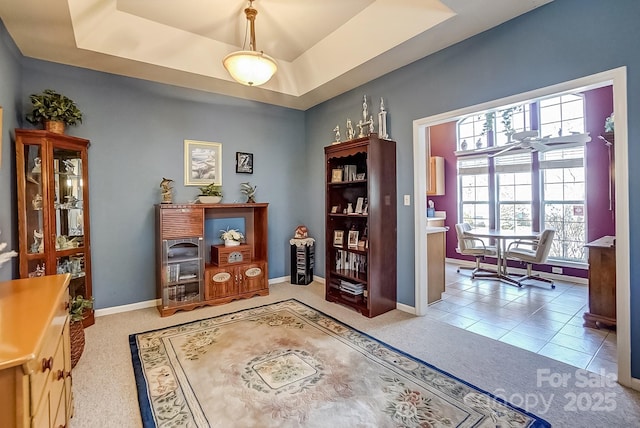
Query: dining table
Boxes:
[{"xmin": 465, "ymin": 228, "xmax": 540, "ymax": 285}]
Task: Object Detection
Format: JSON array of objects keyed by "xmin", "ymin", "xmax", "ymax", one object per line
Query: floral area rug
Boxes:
[{"xmin": 130, "ymin": 299, "xmax": 550, "ymax": 427}]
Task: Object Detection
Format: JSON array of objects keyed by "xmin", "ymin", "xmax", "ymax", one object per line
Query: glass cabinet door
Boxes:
[
  {"xmin": 16, "ymin": 129, "xmax": 94, "ymax": 326},
  {"xmin": 22, "ymin": 143, "xmax": 47, "ymax": 276},
  {"xmin": 53, "ymin": 147, "xmax": 88, "ymax": 297}
]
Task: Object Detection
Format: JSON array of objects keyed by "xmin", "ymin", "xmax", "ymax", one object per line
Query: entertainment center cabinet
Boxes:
[{"xmin": 155, "ymin": 203, "xmax": 269, "ymax": 317}]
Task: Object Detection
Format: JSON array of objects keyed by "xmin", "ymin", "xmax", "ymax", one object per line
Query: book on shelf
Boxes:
[
  {"xmin": 335, "ymin": 250, "xmax": 367, "ymax": 273},
  {"xmin": 338, "ymin": 279, "xmax": 365, "ymax": 295},
  {"xmin": 166, "ymin": 264, "xmax": 180, "ymax": 283},
  {"xmin": 343, "ymin": 164, "xmax": 357, "ymax": 181}
]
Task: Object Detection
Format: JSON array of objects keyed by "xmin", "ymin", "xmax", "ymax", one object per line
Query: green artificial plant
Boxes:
[
  {"xmin": 70, "ymin": 295, "xmax": 94, "ymax": 323},
  {"xmin": 26, "ymin": 89, "xmax": 83, "ymax": 126},
  {"xmin": 199, "ymin": 183, "xmax": 223, "ymax": 196}
]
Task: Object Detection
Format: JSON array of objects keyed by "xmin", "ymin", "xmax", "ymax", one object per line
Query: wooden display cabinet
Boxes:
[
  {"xmin": 15, "ymin": 129, "xmax": 94, "ymax": 327},
  {"xmin": 156, "ymin": 203, "xmax": 269, "ymax": 316},
  {"xmin": 583, "ymin": 235, "xmax": 616, "ymax": 328},
  {"xmin": 324, "ymin": 134, "xmax": 397, "ymax": 317}
]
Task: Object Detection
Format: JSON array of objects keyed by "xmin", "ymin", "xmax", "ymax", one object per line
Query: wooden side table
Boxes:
[{"xmin": 583, "ymin": 236, "xmax": 616, "ymax": 328}]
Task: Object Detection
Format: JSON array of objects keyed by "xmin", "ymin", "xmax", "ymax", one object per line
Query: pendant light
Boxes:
[{"xmin": 223, "ymin": 0, "xmax": 277, "ymax": 86}]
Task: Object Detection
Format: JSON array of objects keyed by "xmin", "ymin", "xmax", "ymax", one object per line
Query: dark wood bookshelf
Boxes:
[{"xmin": 324, "ymin": 134, "xmax": 397, "ymax": 317}]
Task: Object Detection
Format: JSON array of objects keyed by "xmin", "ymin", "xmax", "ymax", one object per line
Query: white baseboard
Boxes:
[
  {"xmin": 313, "ymin": 275, "xmax": 325, "ymax": 284},
  {"xmin": 396, "ymin": 302, "xmax": 416, "ymax": 314},
  {"xmin": 95, "ymin": 276, "xmax": 296, "ymax": 317},
  {"xmin": 268, "ymin": 276, "xmax": 288, "ymax": 285},
  {"xmin": 445, "ymin": 258, "xmax": 588, "ymax": 285},
  {"xmin": 95, "ymin": 299, "xmax": 159, "ymax": 317}
]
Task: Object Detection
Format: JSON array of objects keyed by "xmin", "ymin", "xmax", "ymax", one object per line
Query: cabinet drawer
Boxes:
[
  {"xmin": 161, "ymin": 208, "xmax": 203, "ymax": 238},
  {"xmin": 28, "ymin": 311, "xmax": 67, "ymax": 415},
  {"xmin": 31, "ymin": 390, "xmax": 51, "ymax": 428},
  {"xmin": 30, "ymin": 328, "xmax": 65, "ymax": 422},
  {"xmin": 52, "ymin": 382, "xmax": 67, "ymax": 428}
]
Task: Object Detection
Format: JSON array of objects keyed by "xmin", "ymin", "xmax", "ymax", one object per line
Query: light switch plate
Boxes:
[{"xmin": 403, "ymin": 195, "xmax": 411, "ymax": 206}]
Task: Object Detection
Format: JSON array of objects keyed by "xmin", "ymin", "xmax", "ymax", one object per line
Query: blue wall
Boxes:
[
  {"xmin": 1, "ymin": 0, "xmax": 639, "ymax": 376},
  {"xmin": 0, "ymin": 20, "xmax": 21, "ymax": 282},
  {"xmin": 14, "ymin": 59, "xmax": 306, "ymax": 308},
  {"xmin": 305, "ymin": 0, "xmax": 639, "ymax": 376}
]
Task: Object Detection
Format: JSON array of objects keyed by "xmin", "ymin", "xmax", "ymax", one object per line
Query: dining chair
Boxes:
[
  {"xmin": 454, "ymin": 223, "xmax": 498, "ymax": 278},
  {"xmin": 504, "ymin": 229, "xmax": 556, "ymax": 288}
]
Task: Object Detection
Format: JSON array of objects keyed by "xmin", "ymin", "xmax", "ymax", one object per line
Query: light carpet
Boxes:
[{"xmin": 129, "ymin": 299, "xmax": 550, "ymax": 427}]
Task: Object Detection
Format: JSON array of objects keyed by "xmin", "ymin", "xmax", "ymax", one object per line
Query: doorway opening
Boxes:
[{"xmin": 412, "ymin": 67, "xmax": 633, "ymax": 388}]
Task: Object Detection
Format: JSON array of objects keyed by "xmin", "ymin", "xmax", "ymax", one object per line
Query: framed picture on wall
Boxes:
[
  {"xmin": 184, "ymin": 140, "xmax": 222, "ymax": 186},
  {"xmin": 236, "ymin": 152, "xmax": 253, "ymax": 174}
]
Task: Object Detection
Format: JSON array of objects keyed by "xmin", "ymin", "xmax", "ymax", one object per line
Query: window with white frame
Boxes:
[
  {"xmin": 458, "ymin": 156, "xmax": 490, "ymax": 232},
  {"xmin": 495, "ymin": 105, "xmax": 531, "ymax": 146},
  {"xmin": 457, "ymin": 114, "xmax": 489, "ymax": 150},
  {"xmin": 456, "ymin": 93, "xmax": 587, "ymax": 263},
  {"xmin": 495, "ymin": 152, "xmax": 533, "ymax": 232}
]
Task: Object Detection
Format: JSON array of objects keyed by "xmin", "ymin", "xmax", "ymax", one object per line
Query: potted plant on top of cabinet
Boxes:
[
  {"xmin": 198, "ymin": 183, "xmax": 223, "ymax": 204},
  {"xmin": 25, "ymin": 89, "xmax": 83, "ymax": 134}
]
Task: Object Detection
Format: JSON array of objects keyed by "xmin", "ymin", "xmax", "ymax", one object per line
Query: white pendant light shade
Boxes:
[
  {"xmin": 223, "ymin": 0, "xmax": 277, "ymax": 87},
  {"xmin": 223, "ymin": 50, "xmax": 277, "ymax": 86}
]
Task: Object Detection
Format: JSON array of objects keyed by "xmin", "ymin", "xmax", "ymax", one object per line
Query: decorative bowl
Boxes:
[{"xmin": 199, "ymin": 195, "xmax": 222, "ymax": 204}]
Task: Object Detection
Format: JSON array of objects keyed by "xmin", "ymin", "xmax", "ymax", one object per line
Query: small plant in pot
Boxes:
[
  {"xmin": 69, "ymin": 295, "xmax": 94, "ymax": 368},
  {"xmin": 25, "ymin": 89, "xmax": 83, "ymax": 134},
  {"xmin": 220, "ymin": 227, "xmax": 244, "ymax": 247},
  {"xmin": 198, "ymin": 183, "xmax": 223, "ymax": 204}
]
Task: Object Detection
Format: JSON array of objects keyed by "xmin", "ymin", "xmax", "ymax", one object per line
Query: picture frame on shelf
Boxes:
[
  {"xmin": 348, "ymin": 230, "xmax": 359, "ymax": 248},
  {"xmin": 333, "ymin": 230, "xmax": 344, "ymax": 247},
  {"xmin": 184, "ymin": 140, "xmax": 222, "ymax": 186},
  {"xmin": 331, "ymin": 205, "xmax": 339, "ymax": 214},
  {"xmin": 355, "ymin": 197, "xmax": 364, "ymax": 214},
  {"xmin": 331, "ymin": 168, "xmax": 343, "ymax": 183},
  {"xmin": 235, "ymin": 152, "xmax": 253, "ymax": 174}
]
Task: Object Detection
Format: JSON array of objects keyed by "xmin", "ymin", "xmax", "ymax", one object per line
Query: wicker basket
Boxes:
[
  {"xmin": 45, "ymin": 120, "xmax": 65, "ymax": 134},
  {"xmin": 70, "ymin": 321, "xmax": 85, "ymax": 368}
]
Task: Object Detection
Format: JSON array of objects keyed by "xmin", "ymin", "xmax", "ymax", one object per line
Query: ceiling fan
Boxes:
[{"xmin": 489, "ymin": 130, "xmax": 591, "ymax": 157}]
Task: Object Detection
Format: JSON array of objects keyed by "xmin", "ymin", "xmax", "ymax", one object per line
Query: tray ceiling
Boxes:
[{"xmin": 0, "ymin": 0, "xmax": 552, "ymax": 110}]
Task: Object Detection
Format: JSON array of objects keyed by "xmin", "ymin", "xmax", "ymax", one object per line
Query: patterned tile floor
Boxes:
[{"xmin": 426, "ymin": 264, "xmax": 617, "ymax": 373}]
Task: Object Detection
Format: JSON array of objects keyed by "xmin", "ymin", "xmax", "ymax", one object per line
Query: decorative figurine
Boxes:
[
  {"xmin": 240, "ymin": 182, "xmax": 257, "ymax": 203},
  {"xmin": 378, "ymin": 97, "xmax": 389, "ymax": 139},
  {"xmin": 32, "ymin": 193, "xmax": 43, "ymax": 210},
  {"xmin": 333, "ymin": 125, "xmax": 341, "ymax": 144},
  {"xmin": 32, "ymin": 157, "xmax": 41, "ymax": 174},
  {"xmin": 346, "ymin": 119, "xmax": 355, "ymax": 140},
  {"xmin": 294, "ymin": 225, "xmax": 309, "ymax": 239},
  {"xmin": 29, "ymin": 263, "xmax": 45, "ymax": 278},
  {"xmin": 31, "ymin": 229, "xmax": 44, "ymax": 253},
  {"xmin": 160, "ymin": 177, "xmax": 174, "ymax": 204},
  {"xmin": 362, "ymin": 95, "xmax": 369, "ymax": 123},
  {"xmin": 357, "ymin": 95, "xmax": 374, "ymax": 137},
  {"xmin": 62, "ymin": 159, "xmax": 75, "ymax": 174}
]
